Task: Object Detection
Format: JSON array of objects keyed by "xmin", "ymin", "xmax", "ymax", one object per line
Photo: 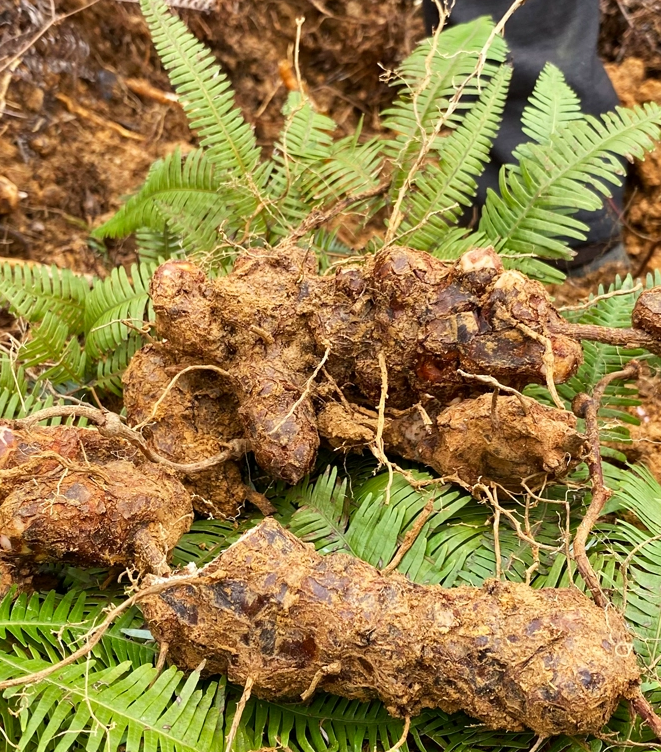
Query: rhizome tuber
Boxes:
[{"xmin": 3, "ymin": 245, "xmax": 661, "ymax": 740}]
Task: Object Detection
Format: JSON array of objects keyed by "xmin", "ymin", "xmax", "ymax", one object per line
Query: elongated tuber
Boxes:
[
  {"xmin": 0, "ymin": 424, "xmax": 193, "ymax": 591},
  {"xmin": 142, "ymin": 518, "xmax": 639, "ymax": 737},
  {"xmin": 318, "ymin": 392, "xmax": 586, "ymax": 490}
]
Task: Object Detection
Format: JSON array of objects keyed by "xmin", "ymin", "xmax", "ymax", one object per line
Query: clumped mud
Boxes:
[
  {"xmin": 0, "ymin": 423, "xmax": 193, "ymax": 594},
  {"xmin": 142, "ymin": 517, "xmax": 640, "ymax": 737},
  {"xmin": 143, "ymin": 245, "xmax": 584, "ymax": 487},
  {"xmin": 122, "ymin": 344, "xmax": 254, "ymax": 519}
]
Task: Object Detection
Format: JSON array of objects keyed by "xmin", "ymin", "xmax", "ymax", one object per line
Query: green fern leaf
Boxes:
[
  {"xmin": 38, "ymin": 337, "xmax": 87, "ymax": 387},
  {"xmin": 398, "ymin": 65, "xmax": 511, "ymax": 249},
  {"xmin": 428, "ymin": 228, "xmax": 490, "ymax": 261},
  {"xmin": 140, "ymin": 0, "xmax": 261, "ymax": 180},
  {"xmin": 0, "ymin": 262, "xmax": 88, "ymax": 334},
  {"xmin": 236, "ymin": 693, "xmax": 406, "ymax": 752},
  {"xmin": 135, "ymin": 226, "xmax": 185, "ymax": 265},
  {"xmin": 84, "ymin": 263, "xmax": 154, "ymax": 360},
  {"xmin": 0, "ymin": 655, "xmax": 224, "ymax": 752},
  {"xmin": 173, "ymin": 517, "xmax": 259, "ymax": 568},
  {"xmin": 0, "ymin": 354, "xmax": 27, "ymax": 396},
  {"xmin": 301, "ymin": 133, "xmax": 384, "ymax": 205},
  {"xmin": 94, "ymin": 148, "xmax": 225, "ymax": 240},
  {"xmin": 90, "ymin": 336, "xmax": 144, "ymax": 396},
  {"xmin": 0, "ymin": 589, "xmax": 157, "ymax": 670},
  {"xmin": 513, "ymin": 62, "xmax": 582, "ymax": 159},
  {"xmin": 479, "ymin": 101, "xmax": 661, "ymax": 274},
  {"xmin": 383, "ymin": 17, "xmax": 508, "ymax": 147},
  {"xmin": 18, "ymin": 312, "xmax": 69, "ymax": 370}
]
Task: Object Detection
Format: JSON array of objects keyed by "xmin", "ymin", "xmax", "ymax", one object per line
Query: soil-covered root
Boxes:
[
  {"xmin": 0, "ymin": 424, "xmax": 193, "ymax": 591},
  {"xmin": 317, "ymin": 393, "xmax": 587, "ymax": 491},
  {"xmin": 148, "ymin": 246, "xmax": 584, "ymax": 484},
  {"xmin": 141, "ymin": 518, "xmax": 639, "ymax": 737},
  {"xmin": 122, "ymin": 343, "xmax": 255, "ymax": 519}
]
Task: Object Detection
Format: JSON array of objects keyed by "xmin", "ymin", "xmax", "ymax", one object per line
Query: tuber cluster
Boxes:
[
  {"xmin": 142, "ymin": 518, "xmax": 640, "ymax": 737},
  {"xmin": 0, "ymin": 423, "xmax": 193, "ymax": 594},
  {"xmin": 128, "ymin": 244, "xmax": 594, "ymax": 490}
]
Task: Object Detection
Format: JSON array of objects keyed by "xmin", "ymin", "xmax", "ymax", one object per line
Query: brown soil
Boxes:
[{"xmin": 605, "ymin": 58, "xmax": 661, "ymax": 276}]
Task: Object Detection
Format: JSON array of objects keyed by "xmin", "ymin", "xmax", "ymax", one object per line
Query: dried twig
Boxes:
[
  {"xmin": 56, "ymin": 93, "xmax": 144, "ymax": 141},
  {"xmin": 383, "ymin": 716, "xmax": 411, "ymax": 752},
  {"xmin": 277, "ymin": 181, "xmax": 389, "ymax": 249},
  {"xmin": 559, "ymin": 283, "xmax": 642, "ymax": 312},
  {"xmin": 226, "ymin": 676, "xmax": 254, "ymax": 752},
  {"xmin": 268, "ymin": 347, "xmax": 330, "ymax": 435},
  {"xmin": 457, "ymin": 369, "xmax": 532, "ymax": 415},
  {"xmin": 571, "ymin": 361, "xmax": 642, "ymax": 608},
  {"xmin": 382, "ymin": 498, "xmax": 435, "ymax": 575}
]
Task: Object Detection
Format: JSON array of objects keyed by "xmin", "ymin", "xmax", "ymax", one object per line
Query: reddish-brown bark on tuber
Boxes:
[
  {"xmin": 141, "ymin": 518, "xmax": 640, "ymax": 737},
  {"xmin": 0, "ymin": 423, "xmax": 193, "ymax": 593}
]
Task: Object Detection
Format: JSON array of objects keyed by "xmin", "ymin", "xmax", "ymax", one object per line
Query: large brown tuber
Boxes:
[
  {"xmin": 147, "ymin": 245, "xmax": 584, "ymax": 485},
  {"xmin": 0, "ymin": 423, "xmax": 193, "ymax": 591},
  {"xmin": 142, "ymin": 518, "xmax": 640, "ymax": 737}
]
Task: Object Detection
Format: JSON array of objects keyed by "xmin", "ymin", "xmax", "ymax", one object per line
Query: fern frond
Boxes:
[
  {"xmin": 479, "ymin": 101, "xmax": 661, "ymax": 275},
  {"xmin": 155, "ymin": 197, "xmax": 226, "ymax": 257},
  {"xmin": 135, "ymin": 226, "xmax": 185, "ymax": 265},
  {"xmin": 173, "ymin": 518, "xmax": 259, "ymax": 568},
  {"xmin": 513, "ymin": 62, "xmax": 582, "ymax": 159},
  {"xmin": 90, "ymin": 336, "xmax": 144, "ymax": 395},
  {"xmin": 0, "ymin": 655, "xmax": 225, "ymax": 752},
  {"xmin": 140, "ymin": 0, "xmax": 261, "ymax": 180},
  {"xmin": 84, "ymin": 263, "xmax": 154, "ymax": 360},
  {"xmin": 0, "ymin": 262, "xmax": 88, "ymax": 334},
  {"xmin": 383, "ymin": 17, "xmax": 508, "ymax": 146},
  {"xmin": 268, "ymin": 96, "xmax": 382, "ymax": 236},
  {"xmin": 0, "ymin": 386, "xmax": 81, "ymax": 424},
  {"xmin": 0, "ymin": 354, "xmax": 27, "ymax": 396},
  {"xmin": 38, "ymin": 336, "xmax": 87, "ymax": 387},
  {"xmin": 428, "ymin": 228, "xmax": 489, "ymax": 260},
  {"xmin": 0, "ymin": 589, "xmax": 157, "ymax": 669},
  {"xmin": 18, "ymin": 312, "xmax": 69, "ymax": 370},
  {"xmin": 301, "ymin": 133, "xmax": 384, "ymax": 205},
  {"xmin": 397, "ymin": 65, "xmax": 511, "ymax": 249},
  {"xmin": 236, "ymin": 692, "xmax": 406, "ymax": 752},
  {"xmin": 94, "ymin": 148, "xmax": 225, "ymax": 240}
]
